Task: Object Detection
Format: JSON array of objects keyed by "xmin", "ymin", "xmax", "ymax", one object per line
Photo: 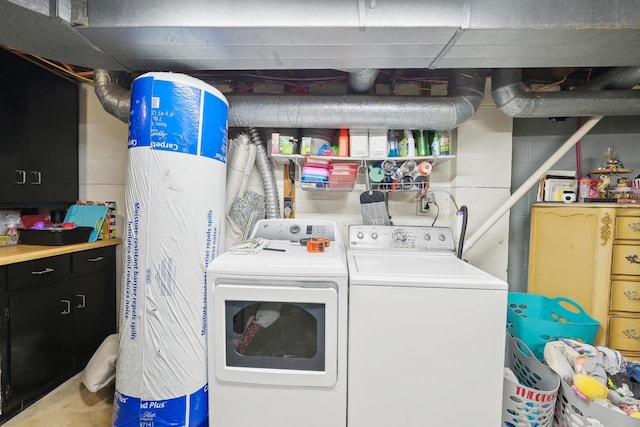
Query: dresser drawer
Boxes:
[
  {"xmin": 608, "ymin": 316, "xmax": 640, "ymax": 352},
  {"xmin": 612, "ymin": 244, "xmax": 640, "ymax": 276},
  {"xmin": 72, "ymin": 247, "xmax": 115, "ymax": 276},
  {"xmin": 616, "ymin": 216, "xmax": 640, "ymax": 240},
  {"xmin": 7, "ymin": 254, "xmax": 72, "ymax": 291},
  {"xmin": 610, "ymin": 280, "xmax": 640, "ymax": 312}
]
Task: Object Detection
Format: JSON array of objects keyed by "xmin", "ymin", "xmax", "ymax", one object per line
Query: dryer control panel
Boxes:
[
  {"xmin": 349, "ymin": 225, "xmax": 455, "ymax": 252},
  {"xmin": 251, "ymin": 219, "xmax": 337, "ymax": 242}
]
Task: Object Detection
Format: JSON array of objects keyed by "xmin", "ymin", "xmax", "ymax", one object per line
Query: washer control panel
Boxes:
[{"xmin": 349, "ymin": 225, "xmax": 455, "ymax": 252}]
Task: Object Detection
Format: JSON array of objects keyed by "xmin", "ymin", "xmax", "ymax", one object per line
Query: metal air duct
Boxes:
[
  {"xmin": 93, "ymin": 69, "xmax": 131, "ymax": 123},
  {"xmin": 343, "ymin": 68, "xmax": 380, "ymax": 93},
  {"xmin": 95, "ymin": 69, "xmax": 486, "ymax": 130},
  {"xmin": 227, "ymin": 70, "xmax": 485, "ymax": 130},
  {"xmin": 491, "ymin": 68, "xmax": 640, "ymax": 118}
]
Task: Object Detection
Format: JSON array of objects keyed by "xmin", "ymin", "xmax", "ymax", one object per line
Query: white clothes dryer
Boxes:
[
  {"xmin": 346, "ymin": 225, "xmax": 508, "ymax": 427},
  {"xmin": 207, "ymin": 219, "xmax": 348, "ymax": 427}
]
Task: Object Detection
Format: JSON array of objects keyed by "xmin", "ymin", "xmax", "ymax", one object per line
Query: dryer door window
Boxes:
[
  {"xmin": 227, "ymin": 301, "xmax": 324, "ymax": 371},
  {"xmin": 212, "ymin": 284, "xmax": 338, "ymax": 387}
]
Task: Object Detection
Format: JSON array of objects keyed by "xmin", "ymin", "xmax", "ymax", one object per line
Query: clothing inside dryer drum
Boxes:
[{"xmin": 232, "ymin": 302, "xmax": 318, "ymax": 358}]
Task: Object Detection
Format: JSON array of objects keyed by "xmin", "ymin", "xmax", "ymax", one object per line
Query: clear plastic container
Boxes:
[{"xmin": 579, "ymin": 177, "xmax": 591, "ymax": 201}]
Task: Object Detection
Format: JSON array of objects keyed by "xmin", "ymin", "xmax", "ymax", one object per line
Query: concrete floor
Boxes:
[{"xmin": 2, "ymin": 374, "xmax": 114, "ymax": 427}]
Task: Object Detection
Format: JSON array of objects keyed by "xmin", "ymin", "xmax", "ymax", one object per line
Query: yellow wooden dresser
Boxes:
[{"xmin": 528, "ymin": 203, "xmax": 640, "ymax": 360}]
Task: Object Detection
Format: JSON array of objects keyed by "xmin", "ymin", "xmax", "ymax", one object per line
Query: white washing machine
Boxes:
[
  {"xmin": 346, "ymin": 225, "xmax": 508, "ymax": 427},
  {"xmin": 207, "ymin": 219, "xmax": 348, "ymax": 427}
]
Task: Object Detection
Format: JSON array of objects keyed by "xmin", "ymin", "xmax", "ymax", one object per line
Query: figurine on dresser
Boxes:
[{"xmin": 597, "ymin": 174, "xmax": 611, "ymax": 198}]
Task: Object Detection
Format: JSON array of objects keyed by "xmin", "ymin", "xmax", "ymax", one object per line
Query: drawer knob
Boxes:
[
  {"xmin": 624, "ymin": 329, "xmax": 640, "ymax": 340},
  {"xmin": 624, "ymin": 291, "xmax": 640, "ymax": 301},
  {"xmin": 630, "ymin": 223, "xmax": 640, "ymax": 232},
  {"xmin": 625, "ymin": 255, "xmax": 640, "ymax": 264}
]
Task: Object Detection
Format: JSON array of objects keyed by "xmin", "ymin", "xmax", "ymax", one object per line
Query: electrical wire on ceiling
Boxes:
[
  {"xmin": 230, "ymin": 76, "xmax": 348, "ymax": 94},
  {"xmin": 0, "ymin": 46, "xmax": 94, "ymax": 83},
  {"xmin": 193, "ymin": 69, "xmax": 457, "ymax": 95}
]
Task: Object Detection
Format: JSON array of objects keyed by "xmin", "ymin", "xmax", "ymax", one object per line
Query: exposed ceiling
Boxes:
[
  {"xmin": 3, "ymin": 0, "xmax": 640, "ymax": 72},
  {"xmin": 1, "ymin": 0, "xmax": 640, "ymax": 125}
]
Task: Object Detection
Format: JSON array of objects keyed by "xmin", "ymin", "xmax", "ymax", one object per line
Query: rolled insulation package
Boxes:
[{"xmin": 113, "ymin": 72, "xmax": 228, "ymax": 427}]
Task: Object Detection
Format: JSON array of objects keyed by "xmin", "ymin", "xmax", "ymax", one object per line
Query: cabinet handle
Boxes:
[
  {"xmin": 623, "ymin": 329, "xmax": 640, "ymax": 340},
  {"xmin": 30, "ymin": 170, "xmax": 41, "ymax": 185},
  {"xmin": 629, "ymin": 223, "xmax": 640, "ymax": 232},
  {"xmin": 31, "ymin": 267, "xmax": 54, "ymax": 275},
  {"xmin": 76, "ymin": 294, "xmax": 86, "ymax": 309},
  {"xmin": 60, "ymin": 300, "xmax": 71, "ymax": 315},
  {"xmin": 624, "ymin": 291, "xmax": 640, "ymax": 301},
  {"xmin": 15, "ymin": 170, "xmax": 26, "ymax": 184},
  {"xmin": 88, "ymin": 256, "xmax": 104, "ymax": 262},
  {"xmin": 625, "ymin": 255, "xmax": 640, "ymax": 264}
]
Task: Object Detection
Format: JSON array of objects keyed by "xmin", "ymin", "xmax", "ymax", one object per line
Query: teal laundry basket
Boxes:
[{"xmin": 506, "ymin": 292, "xmax": 600, "ymax": 362}]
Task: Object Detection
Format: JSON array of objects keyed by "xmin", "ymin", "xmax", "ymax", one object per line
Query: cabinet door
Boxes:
[
  {"xmin": 71, "ymin": 246, "xmax": 116, "ymax": 369},
  {"xmin": 9, "ymin": 282, "xmax": 73, "ymax": 406},
  {"xmin": 72, "ymin": 269, "xmax": 116, "ymax": 369},
  {"xmin": 0, "ymin": 48, "xmax": 78, "ymax": 206},
  {"xmin": 25, "ymin": 72, "xmax": 79, "ymax": 204}
]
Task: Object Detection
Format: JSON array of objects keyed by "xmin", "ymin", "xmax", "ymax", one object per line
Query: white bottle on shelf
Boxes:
[{"xmin": 404, "ymin": 129, "xmax": 415, "ymax": 157}]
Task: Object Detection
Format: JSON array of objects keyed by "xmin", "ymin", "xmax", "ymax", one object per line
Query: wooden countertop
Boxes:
[{"xmin": 0, "ymin": 239, "xmax": 122, "ymax": 266}]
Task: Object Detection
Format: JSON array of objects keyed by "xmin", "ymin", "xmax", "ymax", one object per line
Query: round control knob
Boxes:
[
  {"xmin": 438, "ymin": 233, "xmax": 446, "ymax": 241},
  {"xmin": 357, "ymin": 232, "xmax": 364, "ymax": 239},
  {"xmin": 290, "ymin": 224, "xmax": 301, "ymax": 234},
  {"xmin": 371, "ymin": 232, "xmax": 378, "ymax": 240},
  {"xmin": 424, "ymin": 233, "xmax": 431, "ymax": 241},
  {"xmin": 392, "ymin": 229, "xmax": 408, "ymax": 244}
]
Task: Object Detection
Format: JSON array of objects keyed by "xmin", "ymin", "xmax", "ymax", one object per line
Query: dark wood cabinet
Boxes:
[
  {"xmin": 9, "ymin": 280, "xmax": 74, "ymax": 406},
  {"xmin": 0, "ymin": 48, "xmax": 79, "ymax": 208},
  {"xmin": 71, "ymin": 248, "xmax": 117, "ymax": 367},
  {"xmin": 0, "ymin": 245, "xmax": 117, "ymax": 420}
]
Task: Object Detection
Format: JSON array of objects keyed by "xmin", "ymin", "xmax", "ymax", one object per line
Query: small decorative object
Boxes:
[
  {"xmin": 590, "ymin": 147, "xmax": 634, "ymax": 200},
  {"xmin": 597, "ymin": 174, "xmax": 611, "ymax": 198},
  {"xmin": 617, "ymin": 177, "xmax": 631, "ymax": 188}
]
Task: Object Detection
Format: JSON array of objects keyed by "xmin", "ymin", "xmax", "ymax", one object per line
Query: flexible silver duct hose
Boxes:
[
  {"xmin": 227, "ymin": 70, "xmax": 485, "ymax": 129},
  {"xmin": 94, "ymin": 69, "xmax": 131, "ymax": 123},
  {"xmin": 491, "ymin": 68, "xmax": 640, "ymax": 117},
  {"xmin": 340, "ymin": 68, "xmax": 380, "ymax": 93},
  {"xmin": 576, "ymin": 67, "xmax": 640, "ymax": 91},
  {"xmin": 248, "ymin": 128, "xmax": 280, "ymax": 219},
  {"xmin": 93, "ymin": 69, "xmax": 485, "ymax": 129}
]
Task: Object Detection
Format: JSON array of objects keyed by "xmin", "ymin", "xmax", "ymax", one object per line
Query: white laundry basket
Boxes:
[
  {"xmin": 502, "ymin": 333, "xmax": 560, "ymax": 427},
  {"xmin": 555, "ymin": 377, "xmax": 640, "ymax": 427}
]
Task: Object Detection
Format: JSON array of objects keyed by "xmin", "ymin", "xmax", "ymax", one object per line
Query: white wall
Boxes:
[
  {"xmin": 78, "ymin": 80, "xmax": 513, "ymax": 289},
  {"xmin": 78, "ymin": 84, "xmax": 128, "ymax": 213}
]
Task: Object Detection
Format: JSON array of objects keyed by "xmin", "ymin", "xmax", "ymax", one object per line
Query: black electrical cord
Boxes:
[{"xmin": 456, "ymin": 205, "xmax": 468, "ymax": 259}]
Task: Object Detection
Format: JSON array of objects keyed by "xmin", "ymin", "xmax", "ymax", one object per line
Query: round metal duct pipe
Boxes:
[
  {"xmin": 93, "ymin": 69, "xmax": 486, "ymax": 130},
  {"xmin": 491, "ymin": 68, "xmax": 640, "ymax": 118}
]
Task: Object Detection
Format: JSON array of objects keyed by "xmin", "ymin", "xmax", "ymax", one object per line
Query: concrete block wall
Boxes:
[
  {"xmin": 509, "ymin": 116, "xmax": 640, "ymax": 292},
  {"xmin": 78, "ymin": 81, "xmax": 514, "ymax": 293}
]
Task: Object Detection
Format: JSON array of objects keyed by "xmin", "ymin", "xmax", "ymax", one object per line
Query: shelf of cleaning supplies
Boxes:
[
  {"xmin": 273, "ymin": 154, "xmax": 456, "ymax": 193},
  {"xmin": 270, "ymin": 153, "xmax": 455, "ymax": 165}
]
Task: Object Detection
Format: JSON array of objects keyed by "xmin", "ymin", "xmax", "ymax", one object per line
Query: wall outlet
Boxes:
[{"xmin": 416, "ymin": 195, "xmax": 432, "ymax": 215}]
